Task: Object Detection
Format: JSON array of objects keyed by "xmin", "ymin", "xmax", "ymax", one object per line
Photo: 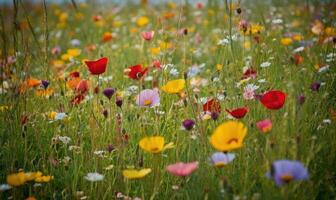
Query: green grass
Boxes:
[{"xmin": 0, "ymin": 0, "xmax": 336, "ymax": 199}]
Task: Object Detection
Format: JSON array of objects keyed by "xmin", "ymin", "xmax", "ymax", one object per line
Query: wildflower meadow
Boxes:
[{"xmin": 0, "ymin": 0, "xmax": 336, "ymax": 199}]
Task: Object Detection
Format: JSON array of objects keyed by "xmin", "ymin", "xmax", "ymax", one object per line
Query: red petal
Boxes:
[
  {"xmin": 203, "ymin": 99, "xmax": 221, "ymax": 113},
  {"xmin": 226, "ymin": 107, "xmax": 249, "ymax": 119},
  {"xmin": 85, "ymin": 57, "xmax": 108, "ymax": 75},
  {"xmin": 260, "ymin": 90, "xmax": 286, "ymax": 110}
]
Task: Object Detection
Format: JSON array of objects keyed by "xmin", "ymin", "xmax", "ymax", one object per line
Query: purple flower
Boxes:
[
  {"xmin": 41, "ymin": 80, "xmax": 49, "ymax": 89},
  {"xmin": 310, "ymin": 82, "xmax": 321, "ymax": 91},
  {"xmin": 107, "ymin": 144, "xmax": 115, "ymax": 153},
  {"xmin": 266, "ymin": 160, "xmax": 309, "ymax": 186},
  {"xmin": 182, "ymin": 119, "xmax": 195, "ymax": 130},
  {"xmin": 297, "ymin": 95, "xmax": 305, "ymax": 105},
  {"xmin": 136, "ymin": 89, "xmax": 160, "ymax": 107},
  {"xmin": 103, "ymin": 88, "xmax": 115, "ymax": 99},
  {"xmin": 209, "ymin": 152, "xmax": 235, "ymax": 167},
  {"xmin": 211, "ymin": 112, "xmax": 219, "ymax": 120}
]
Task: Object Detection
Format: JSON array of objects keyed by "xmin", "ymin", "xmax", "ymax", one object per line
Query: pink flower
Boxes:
[
  {"xmin": 243, "ymin": 84, "xmax": 259, "ymax": 100},
  {"xmin": 141, "ymin": 31, "xmax": 155, "ymax": 41},
  {"xmin": 166, "ymin": 161, "xmax": 198, "ymax": 177},
  {"xmin": 256, "ymin": 119, "xmax": 272, "ymax": 133}
]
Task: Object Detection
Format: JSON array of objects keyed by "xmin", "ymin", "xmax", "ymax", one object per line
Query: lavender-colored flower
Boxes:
[
  {"xmin": 297, "ymin": 95, "xmax": 305, "ymax": 105},
  {"xmin": 136, "ymin": 89, "xmax": 160, "ymax": 107},
  {"xmin": 266, "ymin": 160, "xmax": 309, "ymax": 186},
  {"xmin": 41, "ymin": 80, "xmax": 49, "ymax": 89},
  {"xmin": 209, "ymin": 152, "xmax": 235, "ymax": 167},
  {"xmin": 310, "ymin": 82, "xmax": 321, "ymax": 91},
  {"xmin": 103, "ymin": 88, "xmax": 115, "ymax": 99},
  {"xmin": 182, "ymin": 119, "xmax": 195, "ymax": 130}
]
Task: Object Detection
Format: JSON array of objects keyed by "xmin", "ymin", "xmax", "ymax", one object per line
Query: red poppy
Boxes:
[
  {"xmin": 69, "ymin": 71, "xmax": 80, "ymax": 78},
  {"xmin": 226, "ymin": 107, "xmax": 249, "ymax": 119},
  {"xmin": 71, "ymin": 94, "xmax": 85, "ymax": 105},
  {"xmin": 203, "ymin": 99, "xmax": 221, "ymax": 113},
  {"xmin": 127, "ymin": 64, "xmax": 148, "ymax": 80},
  {"xmin": 260, "ymin": 90, "xmax": 286, "ymax": 110},
  {"xmin": 76, "ymin": 79, "xmax": 89, "ymax": 94},
  {"xmin": 85, "ymin": 57, "xmax": 108, "ymax": 75},
  {"xmin": 242, "ymin": 68, "xmax": 257, "ymax": 79}
]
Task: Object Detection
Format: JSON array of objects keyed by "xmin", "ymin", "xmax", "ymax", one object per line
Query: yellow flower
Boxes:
[
  {"xmin": 139, "ymin": 136, "xmax": 174, "ymax": 153},
  {"xmin": 35, "ymin": 175, "xmax": 54, "ymax": 183},
  {"xmin": 25, "ymin": 197, "xmax": 37, "ymax": 200},
  {"xmin": 67, "ymin": 48, "xmax": 81, "ymax": 57},
  {"xmin": 216, "ymin": 64, "xmax": 223, "ymax": 71},
  {"xmin": 122, "ymin": 168, "xmax": 152, "ymax": 179},
  {"xmin": 161, "ymin": 79, "xmax": 185, "ymax": 94},
  {"xmin": 281, "ymin": 37, "xmax": 293, "ymax": 46},
  {"xmin": 210, "ymin": 121, "xmax": 247, "ymax": 151},
  {"xmin": 150, "ymin": 47, "xmax": 161, "ymax": 55},
  {"xmin": 35, "ymin": 88, "xmax": 54, "ymax": 98},
  {"xmin": 7, "ymin": 172, "xmax": 26, "ymax": 186},
  {"xmin": 136, "ymin": 16, "xmax": 149, "ymax": 27}
]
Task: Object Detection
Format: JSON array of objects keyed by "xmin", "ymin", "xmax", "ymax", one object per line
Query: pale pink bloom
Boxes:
[
  {"xmin": 256, "ymin": 119, "xmax": 272, "ymax": 133},
  {"xmin": 243, "ymin": 84, "xmax": 259, "ymax": 100},
  {"xmin": 141, "ymin": 31, "xmax": 155, "ymax": 41},
  {"xmin": 166, "ymin": 161, "xmax": 198, "ymax": 177}
]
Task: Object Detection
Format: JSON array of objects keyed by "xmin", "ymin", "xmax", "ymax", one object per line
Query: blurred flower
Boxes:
[
  {"xmin": 166, "ymin": 161, "xmax": 198, "ymax": 177},
  {"xmin": 203, "ymin": 99, "xmax": 221, "ymax": 113},
  {"xmin": 126, "ymin": 64, "xmax": 148, "ymax": 80},
  {"xmin": 122, "ymin": 168, "xmax": 152, "ymax": 179},
  {"xmin": 85, "ymin": 57, "xmax": 108, "ymax": 75},
  {"xmin": 19, "ymin": 78, "xmax": 41, "ymax": 93},
  {"xmin": 260, "ymin": 90, "xmax": 286, "ymax": 110},
  {"xmin": 260, "ymin": 61, "xmax": 271, "ymax": 68},
  {"xmin": 103, "ymin": 88, "xmax": 115, "ymax": 100},
  {"xmin": 266, "ymin": 160, "xmax": 309, "ymax": 186},
  {"xmin": 0, "ymin": 184, "xmax": 12, "ymax": 191},
  {"xmin": 139, "ymin": 136, "xmax": 174, "ymax": 153},
  {"xmin": 256, "ymin": 119, "xmax": 272, "ymax": 133},
  {"xmin": 280, "ymin": 37, "xmax": 293, "ymax": 46},
  {"xmin": 297, "ymin": 95, "xmax": 305, "ymax": 105},
  {"xmin": 84, "ymin": 172, "xmax": 104, "ymax": 182},
  {"xmin": 310, "ymin": 82, "xmax": 321, "ymax": 91},
  {"xmin": 226, "ymin": 107, "xmax": 249, "ymax": 119},
  {"xmin": 41, "ymin": 80, "xmax": 49, "ymax": 89},
  {"xmin": 136, "ymin": 16, "xmax": 149, "ymax": 27},
  {"xmin": 182, "ymin": 119, "xmax": 195, "ymax": 130},
  {"xmin": 210, "ymin": 121, "xmax": 247, "ymax": 151},
  {"xmin": 7, "ymin": 172, "xmax": 26, "ymax": 186},
  {"xmin": 136, "ymin": 89, "xmax": 160, "ymax": 107},
  {"xmin": 161, "ymin": 79, "xmax": 185, "ymax": 94},
  {"xmin": 141, "ymin": 31, "xmax": 155, "ymax": 41},
  {"xmin": 51, "ymin": 46, "xmax": 61, "ymax": 55},
  {"xmin": 209, "ymin": 152, "xmax": 235, "ymax": 167},
  {"xmin": 243, "ymin": 84, "xmax": 259, "ymax": 100},
  {"xmin": 102, "ymin": 32, "xmax": 113, "ymax": 42}
]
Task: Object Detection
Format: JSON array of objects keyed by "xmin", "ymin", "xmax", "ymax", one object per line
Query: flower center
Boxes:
[
  {"xmin": 227, "ymin": 138, "xmax": 238, "ymax": 145},
  {"xmin": 280, "ymin": 174, "xmax": 293, "ymax": 183},
  {"xmin": 144, "ymin": 99, "xmax": 152, "ymax": 106},
  {"xmin": 214, "ymin": 162, "xmax": 226, "ymax": 168},
  {"xmin": 150, "ymin": 147, "xmax": 160, "ymax": 152}
]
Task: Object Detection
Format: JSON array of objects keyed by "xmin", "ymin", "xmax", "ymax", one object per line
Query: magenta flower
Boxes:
[
  {"xmin": 256, "ymin": 119, "xmax": 272, "ymax": 133},
  {"xmin": 136, "ymin": 89, "xmax": 160, "ymax": 107},
  {"xmin": 166, "ymin": 161, "xmax": 198, "ymax": 177},
  {"xmin": 266, "ymin": 160, "xmax": 309, "ymax": 186}
]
